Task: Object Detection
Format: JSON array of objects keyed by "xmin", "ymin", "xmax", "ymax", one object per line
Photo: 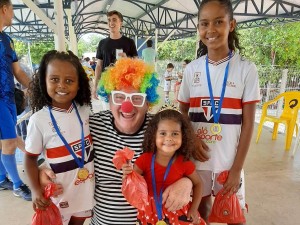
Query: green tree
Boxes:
[
  {"xmin": 78, "ymin": 33, "xmax": 103, "ymax": 56},
  {"xmin": 29, "ymin": 42, "xmax": 55, "ymax": 64},
  {"xmin": 239, "ymin": 22, "xmax": 300, "ymax": 68},
  {"xmin": 13, "ymin": 41, "xmax": 28, "ymax": 58},
  {"xmin": 157, "ymin": 37, "xmax": 197, "ymax": 61},
  {"xmin": 13, "ymin": 39, "xmax": 54, "ymax": 65}
]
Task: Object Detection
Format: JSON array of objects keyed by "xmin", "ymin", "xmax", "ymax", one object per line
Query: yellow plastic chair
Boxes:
[{"xmin": 256, "ymin": 91, "xmax": 300, "ymax": 150}]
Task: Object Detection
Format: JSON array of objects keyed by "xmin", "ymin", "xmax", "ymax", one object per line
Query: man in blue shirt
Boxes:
[{"xmin": 0, "ymin": 0, "xmax": 31, "ymax": 201}]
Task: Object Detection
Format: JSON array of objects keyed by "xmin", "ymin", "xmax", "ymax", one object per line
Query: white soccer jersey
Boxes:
[
  {"xmin": 178, "ymin": 53, "xmax": 260, "ymax": 172},
  {"xmin": 25, "ymin": 104, "xmax": 95, "ymax": 215},
  {"xmin": 163, "ymin": 71, "xmax": 172, "ymax": 91}
]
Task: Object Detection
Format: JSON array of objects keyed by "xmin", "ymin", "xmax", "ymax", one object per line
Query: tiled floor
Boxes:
[{"xmin": 1, "ymin": 89, "xmax": 300, "ymax": 225}]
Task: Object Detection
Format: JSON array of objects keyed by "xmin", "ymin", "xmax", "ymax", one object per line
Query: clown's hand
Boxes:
[{"xmin": 162, "ymin": 177, "xmax": 192, "ymax": 212}]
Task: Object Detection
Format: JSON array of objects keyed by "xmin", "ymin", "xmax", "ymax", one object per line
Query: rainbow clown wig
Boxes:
[{"xmin": 97, "ymin": 58, "xmax": 160, "ymax": 106}]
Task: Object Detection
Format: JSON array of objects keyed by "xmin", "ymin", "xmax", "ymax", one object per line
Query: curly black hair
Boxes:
[
  {"xmin": 29, "ymin": 50, "xmax": 91, "ymax": 112},
  {"xmin": 197, "ymin": 0, "xmax": 243, "ymax": 58},
  {"xmin": 142, "ymin": 109, "xmax": 196, "ymax": 160}
]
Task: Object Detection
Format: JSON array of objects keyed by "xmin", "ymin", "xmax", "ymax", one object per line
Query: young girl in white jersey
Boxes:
[
  {"xmin": 178, "ymin": 0, "xmax": 260, "ymax": 224},
  {"xmin": 122, "ymin": 106, "xmax": 206, "ymax": 225},
  {"xmin": 24, "ymin": 50, "xmax": 94, "ymax": 225}
]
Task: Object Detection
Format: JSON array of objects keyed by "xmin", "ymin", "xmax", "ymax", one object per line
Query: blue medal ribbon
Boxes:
[
  {"xmin": 205, "ymin": 52, "xmax": 232, "ymax": 124},
  {"xmin": 48, "ymin": 102, "xmax": 85, "ymax": 168},
  {"xmin": 151, "ymin": 153, "xmax": 175, "ymax": 221}
]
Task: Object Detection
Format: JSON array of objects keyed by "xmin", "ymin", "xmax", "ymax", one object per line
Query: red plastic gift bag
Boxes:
[
  {"xmin": 32, "ymin": 183, "xmax": 63, "ymax": 225},
  {"xmin": 112, "ymin": 146, "xmax": 135, "ymax": 170},
  {"xmin": 113, "ymin": 147, "xmax": 149, "ymax": 211},
  {"xmin": 122, "ymin": 171, "xmax": 149, "ymax": 211},
  {"xmin": 208, "ymin": 171, "xmax": 246, "ymax": 224}
]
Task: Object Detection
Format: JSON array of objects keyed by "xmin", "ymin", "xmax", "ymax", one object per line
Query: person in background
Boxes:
[
  {"xmin": 90, "ymin": 57, "xmax": 97, "ymax": 71},
  {"xmin": 178, "ymin": 0, "xmax": 260, "ymax": 224},
  {"xmin": 92, "ymin": 10, "xmax": 138, "ymax": 99},
  {"xmin": 122, "ymin": 106, "xmax": 205, "ymax": 225},
  {"xmin": 163, "ymin": 63, "xmax": 174, "ymax": 104},
  {"xmin": 81, "ymin": 57, "xmax": 94, "ymax": 80},
  {"xmin": 15, "ymin": 58, "xmax": 32, "ymax": 141},
  {"xmin": 174, "ymin": 59, "xmax": 191, "ymax": 105},
  {"xmin": 142, "ymin": 39, "xmax": 157, "ymax": 67},
  {"xmin": 24, "ymin": 50, "xmax": 94, "ymax": 225},
  {"xmin": 0, "ymin": 0, "xmax": 32, "ymax": 201}
]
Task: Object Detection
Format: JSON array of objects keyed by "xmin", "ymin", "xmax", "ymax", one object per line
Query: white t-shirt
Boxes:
[
  {"xmin": 164, "ymin": 71, "xmax": 172, "ymax": 92},
  {"xmin": 178, "ymin": 53, "xmax": 260, "ymax": 172},
  {"xmin": 25, "ymin": 104, "xmax": 95, "ymax": 214},
  {"xmin": 142, "ymin": 47, "xmax": 157, "ymax": 66}
]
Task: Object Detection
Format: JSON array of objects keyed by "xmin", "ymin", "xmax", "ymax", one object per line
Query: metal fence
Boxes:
[{"xmin": 257, "ymin": 65, "xmax": 300, "ymax": 108}]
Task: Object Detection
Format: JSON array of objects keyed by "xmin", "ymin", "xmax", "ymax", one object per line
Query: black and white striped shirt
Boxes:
[{"xmin": 89, "ymin": 111, "xmax": 152, "ymax": 225}]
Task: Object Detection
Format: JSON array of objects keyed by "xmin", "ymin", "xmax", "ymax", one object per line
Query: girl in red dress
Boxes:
[{"xmin": 123, "ymin": 106, "xmax": 206, "ymax": 225}]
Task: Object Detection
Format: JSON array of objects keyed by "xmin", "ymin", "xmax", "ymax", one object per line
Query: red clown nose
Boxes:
[{"xmin": 121, "ymin": 101, "xmax": 134, "ymax": 113}]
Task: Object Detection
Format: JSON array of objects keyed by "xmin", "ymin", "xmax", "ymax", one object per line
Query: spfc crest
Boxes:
[
  {"xmin": 201, "ymin": 98, "xmax": 220, "ymax": 121},
  {"xmin": 72, "ymin": 137, "xmax": 93, "ymax": 161},
  {"xmin": 193, "ymin": 72, "xmax": 201, "ymax": 84}
]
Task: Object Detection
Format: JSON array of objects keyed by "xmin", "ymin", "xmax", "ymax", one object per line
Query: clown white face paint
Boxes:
[{"xmin": 110, "ymin": 87, "xmax": 149, "ymax": 134}]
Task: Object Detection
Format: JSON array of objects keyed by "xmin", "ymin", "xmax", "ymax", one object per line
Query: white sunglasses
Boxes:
[{"xmin": 111, "ymin": 91, "xmax": 147, "ymax": 107}]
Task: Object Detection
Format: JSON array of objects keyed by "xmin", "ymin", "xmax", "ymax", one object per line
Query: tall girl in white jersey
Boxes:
[{"xmin": 178, "ymin": 0, "xmax": 260, "ymax": 224}]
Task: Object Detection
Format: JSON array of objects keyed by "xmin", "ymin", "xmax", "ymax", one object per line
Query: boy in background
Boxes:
[{"xmin": 163, "ymin": 63, "xmax": 174, "ymax": 104}]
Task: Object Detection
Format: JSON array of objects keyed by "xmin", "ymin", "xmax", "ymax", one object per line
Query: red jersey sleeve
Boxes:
[
  {"xmin": 183, "ymin": 160, "xmax": 196, "ymax": 176},
  {"xmin": 135, "ymin": 153, "xmax": 151, "ymax": 172}
]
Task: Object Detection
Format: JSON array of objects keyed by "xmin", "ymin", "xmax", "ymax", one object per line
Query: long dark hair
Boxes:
[
  {"xmin": 197, "ymin": 0, "xmax": 243, "ymax": 58},
  {"xmin": 29, "ymin": 50, "xmax": 91, "ymax": 112},
  {"xmin": 142, "ymin": 109, "xmax": 196, "ymax": 160}
]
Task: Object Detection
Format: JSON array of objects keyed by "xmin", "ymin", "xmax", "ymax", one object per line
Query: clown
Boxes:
[{"xmin": 97, "ymin": 58, "xmax": 159, "ymax": 134}]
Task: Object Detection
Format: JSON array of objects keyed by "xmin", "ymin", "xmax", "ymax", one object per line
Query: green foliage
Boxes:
[
  {"xmin": 29, "ymin": 42, "xmax": 55, "ymax": 64},
  {"xmin": 78, "ymin": 34, "xmax": 102, "ymax": 57},
  {"xmin": 256, "ymin": 65, "xmax": 283, "ymax": 87},
  {"xmin": 13, "ymin": 34, "xmax": 102, "ymax": 65},
  {"xmin": 157, "ymin": 37, "xmax": 198, "ymax": 61},
  {"xmin": 13, "ymin": 41, "xmax": 27, "ymax": 58},
  {"xmin": 13, "ymin": 40, "xmax": 54, "ymax": 65},
  {"xmin": 239, "ymin": 22, "xmax": 300, "ymax": 68}
]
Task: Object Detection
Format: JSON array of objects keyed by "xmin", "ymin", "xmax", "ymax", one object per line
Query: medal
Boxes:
[
  {"xmin": 151, "ymin": 154, "xmax": 175, "ymax": 224},
  {"xmin": 156, "ymin": 221, "xmax": 167, "ymax": 225},
  {"xmin": 211, "ymin": 123, "xmax": 222, "ymax": 134},
  {"xmin": 49, "ymin": 103, "xmax": 87, "ymax": 177},
  {"xmin": 206, "ymin": 52, "xmax": 231, "ymax": 132},
  {"xmin": 77, "ymin": 168, "xmax": 89, "ymax": 180}
]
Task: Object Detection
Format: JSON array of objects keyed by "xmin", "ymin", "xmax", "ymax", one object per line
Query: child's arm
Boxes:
[
  {"xmin": 133, "ymin": 164, "xmax": 143, "ymax": 175},
  {"xmin": 121, "ymin": 162, "xmax": 133, "ymax": 178},
  {"xmin": 164, "ymin": 71, "xmax": 172, "ymax": 81},
  {"xmin": 177, "ymin": 71, "xmax": 183, "ymax": 79},
  {"xmin": 165, "ymin": 76, "xmax": 172, "ymax": 81},
  {"xmin": 224, "ymin": 103, "xmax": 256, "ymax": 195},
  {"xmin": 24, "ymin": 154, "xmax": 50, "ymax": 210},
  {"xmin": 186, "ymin": 170, "xmax": 203, "ymax": 224}
]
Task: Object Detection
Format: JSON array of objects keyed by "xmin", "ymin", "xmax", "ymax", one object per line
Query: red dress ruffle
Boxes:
[{"xmin": 137, "ymin": 196, "xmax": 206, "ymax": 225}]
